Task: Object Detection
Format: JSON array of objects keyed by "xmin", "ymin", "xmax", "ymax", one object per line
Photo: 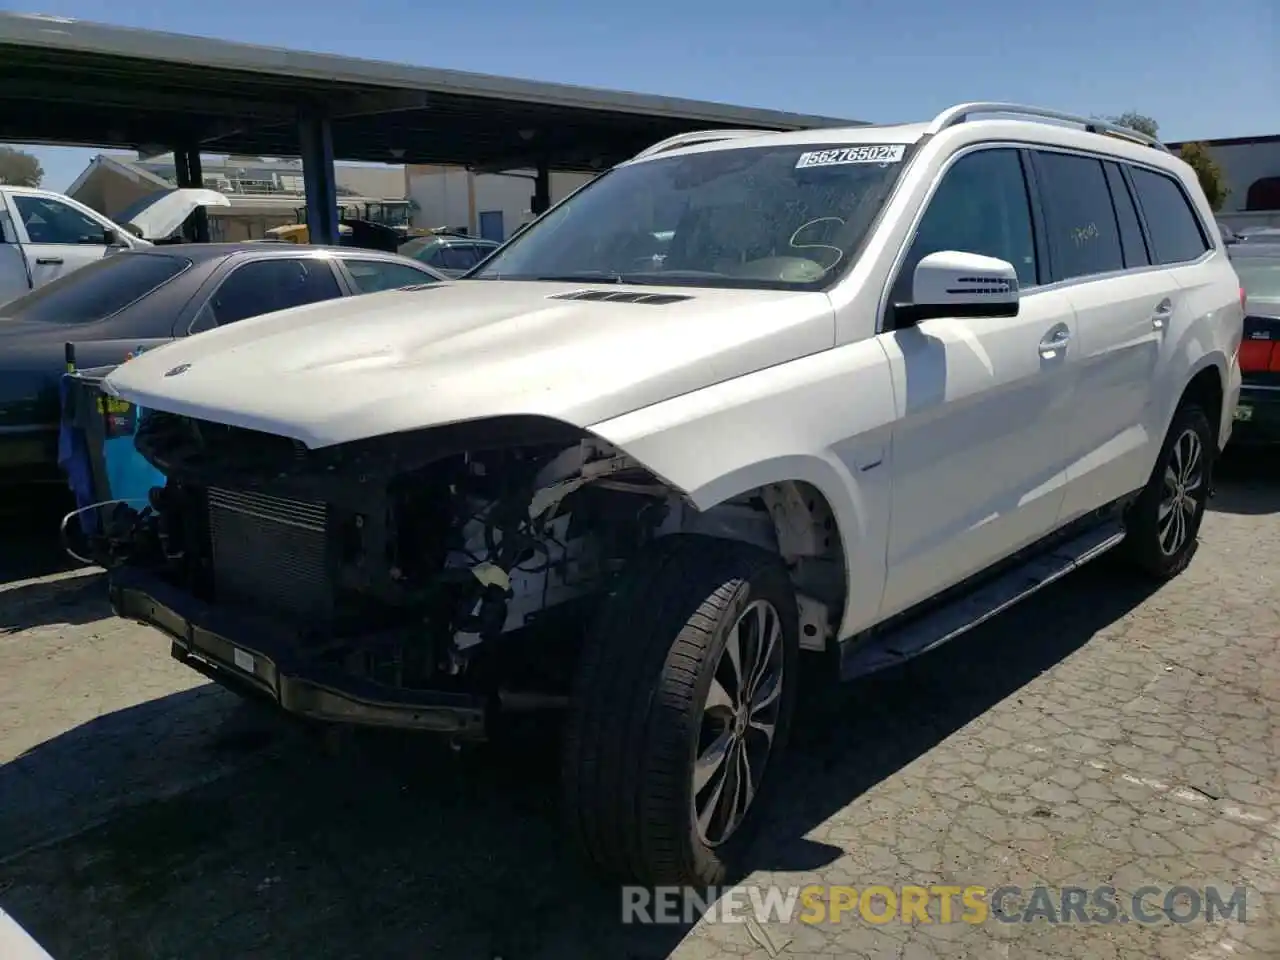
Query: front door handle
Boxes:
[
  {"xmin": 1151, "ymin": 298, "xmax": 1174, "ymax": 330},
  {"xmin": 35, "ymin": 256, "xmax": 63, "ymax": 265},
  {"xmin": 1039, "ymin": 325, "xmax": 1071, "ymax": 359}
]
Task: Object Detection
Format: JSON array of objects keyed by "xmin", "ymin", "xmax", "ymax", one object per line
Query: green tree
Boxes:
[
  {"xmin": 1178, "ymin": 141, "xmax": 1230, "ymax": 211},
  {"xmin": 1106, "ymin": 112, "xmax": 1160, "ymax": 139},
  {"xmin": 0, "ymin": 145, "xmax": 43, "ymax": 187}
]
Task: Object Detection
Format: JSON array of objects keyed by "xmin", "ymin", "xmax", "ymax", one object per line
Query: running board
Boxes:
[{"xmin": 840, "ymin": 520, "xmax": 1126, "ymax": 681}]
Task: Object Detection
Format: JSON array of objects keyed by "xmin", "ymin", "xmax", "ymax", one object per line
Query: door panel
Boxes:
[
  {"xmin": 0, "ymin": 195, "xmax": 30, "ymax": 304},
  {"xmin": 1057, "ymin": 271, "xmax": 1169, "ymax": 520},
  {"xmin": 1028, "ymin": 150, "xmax": 1171, "ymax": 521},
  {"xmin": 880, "ymin": 290, "xmax": 1078, "ymax": 616},
  {"xmin": 478, "ymin": 210, "xmax": 505, "ymax": 242},
  {"xmin": 9, "ymin": 194, "xmax": 112, "ymax": 289},
  {"xmin": 878, "ymin": 146, "xmax": 1079, "ymax": 618}
]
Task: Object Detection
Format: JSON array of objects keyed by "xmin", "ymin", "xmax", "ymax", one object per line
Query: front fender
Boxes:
[{"xmin": 589, "ymin": 340, "xmax": 896, "ymax": 638}]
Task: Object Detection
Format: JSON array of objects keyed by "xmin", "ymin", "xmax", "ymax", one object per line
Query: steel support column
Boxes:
[
  {"xmin": 172, "ymin": 147, "xmax": 190, "ymax": 187},
  {"xmin": 185, "ymin": 149, "xmax": 210, "ymax": 242},
  {"xmin": 531, "ymin": 159, "xmax": 550, "ymax": 216},
  {"xmin": 171, "ymin": 146, "xmax": 210, "ymax": 242},
  {"xmin": 299, "ymin": 114, "xmax": 339, "ymax": 246}
]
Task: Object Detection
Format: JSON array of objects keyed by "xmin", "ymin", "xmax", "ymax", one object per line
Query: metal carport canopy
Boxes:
[{"xmin": 0, "ymin": 12, "xmax": 858, "ymax": 171}]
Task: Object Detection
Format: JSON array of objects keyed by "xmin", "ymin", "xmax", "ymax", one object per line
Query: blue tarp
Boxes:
[
  {"xmin": 57, "ymin": 373, "xmax": 100, "ymax": 533},
  {"xmin": 58, "ymin": 369, "xmax": 165, "ymax": 533}
]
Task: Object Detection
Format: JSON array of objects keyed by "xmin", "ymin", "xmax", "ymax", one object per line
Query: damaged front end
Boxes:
[{"xmin": 102, "ymin": 411, "xmax": 682, "ymax": 739}]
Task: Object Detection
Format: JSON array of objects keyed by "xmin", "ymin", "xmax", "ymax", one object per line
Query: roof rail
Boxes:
[
  {"xmin": 925, "ymin": 102, "xmax": 1171, "ymax": 153},
  {"xmin": 630, "ymin": 128, "xmax": 779, "ymax": 162}
]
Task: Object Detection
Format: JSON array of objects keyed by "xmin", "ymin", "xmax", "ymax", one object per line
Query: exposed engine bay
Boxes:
[{"xmin": 90, "ymin": 411, "xmax": 840, "ymax": 734}]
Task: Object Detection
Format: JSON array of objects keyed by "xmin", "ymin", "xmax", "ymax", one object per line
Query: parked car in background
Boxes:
[
  {"xmin": 398, "ymin": 233, "xmax": 501, "ymax": 277},
  {"xmin": 0, "ymin": 185, "xmax": 229, "ymax": 306},
  {"xmin": 1238, "ymin": 227, "xmax": 1280, "ymax": 244},
  {"xmin": 1229, "ymin": 242, "xmax": 1280, "ymax": 444},
  {"xmin": 0, "ymin": 244, "xmax": 445, "ymax": 486}
]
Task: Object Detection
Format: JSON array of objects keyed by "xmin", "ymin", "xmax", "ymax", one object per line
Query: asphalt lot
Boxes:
[{"xmin": 0, "ymin": 454, "xmax": 1277, "ymax": 960}]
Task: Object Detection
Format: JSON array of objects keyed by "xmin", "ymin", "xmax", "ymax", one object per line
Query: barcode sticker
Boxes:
[{"xmin": 232, "ymin": 648, "xmax": 256, "ymax": 673}]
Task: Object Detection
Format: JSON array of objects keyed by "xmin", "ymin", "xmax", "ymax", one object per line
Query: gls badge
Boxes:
[{"xmin": 164, "ymin": 363, "xmax": 192, "ymax": 377}]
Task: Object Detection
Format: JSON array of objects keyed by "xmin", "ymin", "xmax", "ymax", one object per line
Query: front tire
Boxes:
[
  {"xmin": 562, "ymin": 534, "xmax": 799, "ymax": 886},
  {"xmin": 1120, "ymin": 402, "xmax": 1214, "ymax": 579}
]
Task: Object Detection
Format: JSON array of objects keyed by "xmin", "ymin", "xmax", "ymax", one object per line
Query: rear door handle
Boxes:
[
  {"xmin": 35, "ymin": 256, "xmax": 63, "ymax": 265},
  {"xmin": 1039, "ymin": 325, "xmax": 1071, "ymax": 359},
  {"xmin": 1151, "ymin": 298, "xmax": 1174, "ymax": 330}
]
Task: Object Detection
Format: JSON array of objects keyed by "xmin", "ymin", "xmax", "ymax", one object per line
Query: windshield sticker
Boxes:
[{"xmin": 795, "ymin": 145, "xmax": 906, "ymax": 168}]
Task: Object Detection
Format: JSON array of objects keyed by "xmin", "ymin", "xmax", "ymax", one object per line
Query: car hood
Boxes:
[
  {"xmin": 103, "ymin": 280, "xmax": 835, "ymax": 448},
  {"xmin": 113, "ymin": 188, "xmax": 232, "ymax": 241}
]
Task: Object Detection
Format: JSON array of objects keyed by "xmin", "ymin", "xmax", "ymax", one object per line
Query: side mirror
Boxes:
[
  {"xmin": 895, "ymin": 250, "xmax": 1020, "ymax": 326},
  {"xmin": 101, "ymin": 227, "xmax": 119, "ymax": 246}
]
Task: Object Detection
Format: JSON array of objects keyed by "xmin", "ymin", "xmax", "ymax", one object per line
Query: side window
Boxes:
[
  {"xmin": 11, "ymin": 195, "xmax": 109, "ymax": 246},
  {"xmin": 207, "ymin": 257, "xmax": 342, "ymax": 326},
  {"xmin": 439, "ymin": 245, "xmax": 478, "ymax": 272},
  {"xmin": 468, "ymin": 244, "xmax": 497, "ymax": 266},
  {"xmin": 0, "ymin": 207, "xmax": 15, "ymax": 244},
  {"xmin": 344, "ymin": 259, "xmax": 437, "ymax": 294},
  {"xmin": 1128, "ymin": 167, "xmax": 1211, "ymax": 265},
  {"xmin": 1033, "ymin": 151, "xmax": 1125, "ymax": 281},
  {"xmin": 1102, "ymin": 162, "xmax": 1150, "ymax": 268},
  {"xmin": 895, "ymin": 148, "xmax": 1037, "ymax": 305}
]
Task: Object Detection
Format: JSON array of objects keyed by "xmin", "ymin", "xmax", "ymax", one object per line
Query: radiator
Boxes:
[{"xmin": 206, "ymin": 487, "xmax": 331, "ymax": 621}]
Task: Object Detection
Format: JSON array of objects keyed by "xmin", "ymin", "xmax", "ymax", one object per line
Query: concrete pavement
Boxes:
[{"xmin": 0, "ymin": 458, "xmax": 1276, "ymax": 959}]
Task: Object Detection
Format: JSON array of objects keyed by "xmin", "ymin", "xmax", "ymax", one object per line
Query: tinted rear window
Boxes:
[
  {"xmin": 1033, "ymin": 151, "xmax": 1125, "ymax": 281},
  {"xmin": 1128, "ymin": 167, "xmax": 1211, "ymax": 264},
  {"xmin": 0, "ymin": 253, "xmax": 191, "ymax": 324},
  {"xmin": 1103, "ymin": 162, "xmax": 1150, "ymax": 268}
]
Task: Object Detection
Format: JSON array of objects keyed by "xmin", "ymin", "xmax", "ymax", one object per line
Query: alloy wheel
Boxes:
[
  {"xmin": 691, "ymin": 599, "xmax": 785, "ymax": 847},
  {"xmin": 1158, "ymin": 428, "xmax": 1204, "ymax": 556}
]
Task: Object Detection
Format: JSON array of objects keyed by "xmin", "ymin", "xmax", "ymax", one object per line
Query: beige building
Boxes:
[
  {"xmin": 1166, "ymin": 134, "xmax": 1280, "ymax": 231},
  {"xmin": 406, "ymin": 165, "xmax": 595, "ymax": 241}
]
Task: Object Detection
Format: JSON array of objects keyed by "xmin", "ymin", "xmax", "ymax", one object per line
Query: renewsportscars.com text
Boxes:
[{"xmin": 622, "ymin": 884, "xmax": 1248, "ymax": 926}]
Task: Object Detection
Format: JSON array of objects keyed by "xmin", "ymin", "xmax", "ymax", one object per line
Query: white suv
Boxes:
[{"xmin": 99, "ymin": 102, "xmax": 1243, "ymax": 887}]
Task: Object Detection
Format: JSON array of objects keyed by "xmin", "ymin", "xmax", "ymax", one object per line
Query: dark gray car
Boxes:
[
  {"xmin": 399, "ymin": 234, "xmax": 501, "ymax": 277},
  {"xmin": 0, "ymin": 243, "xmax": 447, "ymax": 484},
  {"xmin": 1230, "ymin": 242, "xmax": 1280, "ymax": 444}
]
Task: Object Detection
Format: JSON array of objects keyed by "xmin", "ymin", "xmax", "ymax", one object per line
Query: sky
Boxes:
[{"xmin": 3, "ymin": 0, "xmax": 1277, "ymax": 192}]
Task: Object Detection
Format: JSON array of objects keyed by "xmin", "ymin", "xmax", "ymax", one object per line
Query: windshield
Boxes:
[
  {"xmin": 470, "ymin": 142, "xmax": 911, "ymax": 290},
  {"xmin": 0, "ymin": 252, "xmax": 191, "ymax": 324}
]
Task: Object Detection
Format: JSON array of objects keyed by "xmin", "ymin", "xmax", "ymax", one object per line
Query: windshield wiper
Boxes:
[{"xmin": 530, "ymin": 272, "xmax": 623, "ymax": 283}]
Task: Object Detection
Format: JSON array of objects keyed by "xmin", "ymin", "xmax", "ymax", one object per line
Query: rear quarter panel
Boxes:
[
  {"xmin": 1160, "ymin": 252, "xmax": 1243, "ymax": 450},
  {"xmin": 1165, "ymin": 161, "xmax": 1245, "ymax": 450}
]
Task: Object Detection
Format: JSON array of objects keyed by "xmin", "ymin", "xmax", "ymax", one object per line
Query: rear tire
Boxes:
[
  {"xmin": 562, "ymin": 534, "xmax": 799, "ymax": 886},
  {"xmin": 1119, "ymin": 402, "xmax": 1214, "ymax": 580}
]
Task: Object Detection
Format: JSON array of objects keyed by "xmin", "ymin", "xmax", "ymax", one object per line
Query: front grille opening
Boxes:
[{"xmin": 207, "ymin": 487, "xmax": 331, "ymax": 622}]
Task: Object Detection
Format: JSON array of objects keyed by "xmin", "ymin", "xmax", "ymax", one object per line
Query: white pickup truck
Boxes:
[{"xmin": 0, "ymin": 185, "xmax": 228, "ymax": 306}]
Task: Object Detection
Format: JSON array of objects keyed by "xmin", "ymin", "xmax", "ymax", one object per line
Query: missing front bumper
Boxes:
[{"xmin": 109, "ymin": 567, "xmax": 489, "ymax": 739}]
